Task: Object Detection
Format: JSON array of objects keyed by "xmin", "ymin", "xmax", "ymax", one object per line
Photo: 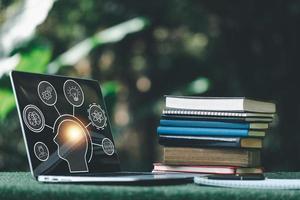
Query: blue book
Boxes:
[
  {"xmin": 157, "ymin": 126, "xmax": 265, "ymax": 137},
  {"xmin": 158, "ymin": 135, "xmax": 263, "ymax": 149},
  {"xmin": 160, "ymin": 120, "xmax": 268, "ymax": 130}
]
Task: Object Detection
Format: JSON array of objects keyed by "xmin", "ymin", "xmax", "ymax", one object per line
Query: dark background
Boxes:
[{"xmin": 1, "ymin": 0, "xmax": 300, "ymax": 172}]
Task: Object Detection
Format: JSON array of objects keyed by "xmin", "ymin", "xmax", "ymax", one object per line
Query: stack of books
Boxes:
[{"xmin": 153, "ymin": 96, "xmax": 276, "ymax": 175}]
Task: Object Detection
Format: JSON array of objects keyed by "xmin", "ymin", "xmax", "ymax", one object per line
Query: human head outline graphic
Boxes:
[{"xmin": 53, "ymin": 119, "xmax": 89, "ymax": 173}]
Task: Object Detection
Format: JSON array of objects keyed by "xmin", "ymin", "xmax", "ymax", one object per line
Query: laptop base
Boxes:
[{"xmin": 38, "ymin": 173, "xmax": 194, "ymax": 184}]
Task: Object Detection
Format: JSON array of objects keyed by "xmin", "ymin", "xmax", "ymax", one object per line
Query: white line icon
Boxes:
[
  {"xmin": 23, "ymin": 105, "xmax": 45, "ymax": 133},
  {"xmin": 38, "ymin": 81, "xmax": 57, "ymax": 106},
  {"xmin": 101, "ymin": 138, "xmax": 115, "ymax": 156},
  {"xmin": 63, "ymin": 80, "xmax": 84, "ymax": 107},
  {"xmin": 92, "ymin": 138, "xmax": 115, "ymax": 156},
  {"xmin": 26, "ymin": 78, "xmax": 116, "ymax": 172},
  {"xmin": 87, "ymin": 104, "xmax": 107, "ymax": 130},
  {"xmin": 34, "ymin": 142, "xmax": 49, "ymax": 161},
  {"xmin": 54, "ymin": 118, "xmax": 89, "ymax": 173},
  {"xmin": 53, "ymin": 114, "xmax": 94, "ymax": 173}
]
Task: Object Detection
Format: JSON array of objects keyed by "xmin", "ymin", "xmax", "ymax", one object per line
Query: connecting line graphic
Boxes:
[
  {"xmin": 34, "ymin": 79, "xmax": 101, "ymax": 167},
  {"xmin": 53, "ymin": 105, "xmax": 61, "ymax": 116},
  {"xmin": 85, "ymin": 122, "xmax": 92, "ymax": 128},
  {"xmin": 45, "ymin": 124, "xmax": 54, "ymax": 130},
  {"xmin": 92, "ymin": 142, "xmax": 103, "ymax": 147}
]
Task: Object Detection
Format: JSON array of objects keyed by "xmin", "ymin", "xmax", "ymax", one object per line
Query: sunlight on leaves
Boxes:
[
  {"xmin": 101, "ymin": 81, "xmax": 121, "ymax": 97},
  {"xmin": 0, "ymin": 89, "xmax": 15, "ymax": 121},
  {"xmin": 16, "ymin": 44, "xmax": 52, "ymax": 73}
]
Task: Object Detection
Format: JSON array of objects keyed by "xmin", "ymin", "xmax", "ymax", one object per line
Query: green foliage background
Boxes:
[{"xmin": 1, "ymin": 0, "xmax": 299, "ymax": 171}]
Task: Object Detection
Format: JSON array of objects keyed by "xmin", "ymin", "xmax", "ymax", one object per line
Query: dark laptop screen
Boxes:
[{"xmin": 11, "ymin": 71, "xmax": 120, "ymax": 177}]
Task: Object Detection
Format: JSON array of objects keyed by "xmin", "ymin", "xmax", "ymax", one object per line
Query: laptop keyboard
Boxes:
[{"xmin": 63, "ymin": 172, "xmax": 154, "ymax": 177}]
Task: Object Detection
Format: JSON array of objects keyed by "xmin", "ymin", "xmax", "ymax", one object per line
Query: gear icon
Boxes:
[
  {"xmin": 87, "ymin": 103, "xmax": 107, "ymax": 130},
  {"xmin": 41, "ymin": 86, "xmax": 53, "ymax": 100}
]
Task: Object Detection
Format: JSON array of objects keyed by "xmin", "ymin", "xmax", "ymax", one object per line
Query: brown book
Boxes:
[
  {"xmin": 152, "ymin": 163, "xmax": 263, "ymax": 175},
  {"xmin": 240, "ymin": 138, "xmax": 262, "ymax": 148},
  {"xmin": 163, "ymin": 147, "xmax": 260, "ymax": 167}
]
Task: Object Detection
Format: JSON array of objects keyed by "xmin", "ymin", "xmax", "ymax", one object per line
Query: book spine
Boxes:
[
  {"xmin": 153, "ymin": 165, "xmax": 235, "ymax": 174},
  {"xmin": 160, "ymin": 119, "xmax": 250, "ymax": 129},
  {"xmin": 161, "ymin": 115, "xmax": 248, "ymax": 122},
  {"xmin": 163, "ymin": 109, "xmax": 274, "ymax": 118},
  {"xmin": 163, "ymin": 148, "xmax": 261, "ymax": 167},
  {"xmin": 159, "ymin": 136, "xmax": 242, "ymax": 148},
  {"xmin": 249, "ymin": 151, "xmax": 261, "ymax": 167},
  {"xmin": 165, "ymin": 97, "xmax": 245, "ymax": 111},
  {"xmin": 157, "ymin": 126, "xmax": 249, "ymax": 137},
  {"xmin": 163, "ymin": 109, "xmax": 248, "ymax": 117}
]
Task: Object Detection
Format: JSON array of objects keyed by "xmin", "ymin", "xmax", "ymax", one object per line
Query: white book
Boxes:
[
  {"xmin": 165, "ymin": 96, "xmax": 276, "ymax": 113},
  {"xmin": 194, "ymin": 176, "xmax": 300, "ymax": 190},
  {"xmin": 163, "ymin": 109, "xmax": 274, "ymax": 118}
]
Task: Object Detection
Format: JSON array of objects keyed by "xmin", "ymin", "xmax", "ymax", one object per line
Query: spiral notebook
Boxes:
[
  {"xmin": 163, "ymin": 109, "xmax": 274, "ymax": 118},
  {"xmin": 194, "ymin": 176, "xmax": 300, "ymax": 190}
]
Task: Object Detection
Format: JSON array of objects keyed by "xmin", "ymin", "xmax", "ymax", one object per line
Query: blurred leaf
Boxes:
[
  {"xmin": 101, "ymin": 81, "xmax": 122, "ymax": 120},
  {"xmin": 171, "ymin": 77, "xmax": 211, "ymax": 96},
  {"xmin": 0, "ymin": 43, "xmax": 52, "ymax": 121},
  {"xmin": 185, "ymin": 77, "xmax": 210, "ymax": 94},
  {"xmin": 0, "ymin": 89, "xmax": 15, "ymax": 121},
  {"xmin": 16, "ymin": 44, "xmax": 52, "ymax": 73},
  {"xmin": 47, "ymin": 17, "xmax": 149, "ymax": 74},
  {"xmin": 101, "ymin": 81, "xmax": 121, "ymax": 97}
]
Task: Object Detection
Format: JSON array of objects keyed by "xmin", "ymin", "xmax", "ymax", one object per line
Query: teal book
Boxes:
[
  {"xmin": 159, "ymin": 119, "xmax": 268, "ymax": 130},
  {"xmin": 157, "ymin": 126, "xmax": 265, "ymax": 137}
]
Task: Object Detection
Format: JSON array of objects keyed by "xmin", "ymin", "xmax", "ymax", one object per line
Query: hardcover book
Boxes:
[
  {"xmin": 153, "ymin": 163, "xmax": 263, "ymax": 175},
  {"xmin": 161, "ymin": 114, "xmax": 273, "ymax": 123},
  {"xmin": 163, "ymin": 147, "xmax": 261, "ymax": 167},
  {"xmin": 165, "ymin": 96, "xmax": 276, "ymax": 113},
  {"xmin": 160, "ymin": 119, "xmax": 269, "ymax": 130},
  {"xmin": 158, "ymin": 135, "xmax": 263, "ymax": 149},
  {"xmin": 162, "ymin": 109, "xmax": 274, "ymax": 118},
  {"xmin": 157, "ymin": 126, "xmax": 265, "ymax": 137}
]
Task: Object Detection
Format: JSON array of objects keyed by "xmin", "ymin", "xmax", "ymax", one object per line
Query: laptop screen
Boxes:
[{"xmin": 11, "ymin": 71, "xmax": 121, "ymax": 177}]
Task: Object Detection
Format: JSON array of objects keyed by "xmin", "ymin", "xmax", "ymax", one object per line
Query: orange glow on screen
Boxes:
[{"xmin": 64, "ymin": 124, "xmax": 85, "ymax": 142}]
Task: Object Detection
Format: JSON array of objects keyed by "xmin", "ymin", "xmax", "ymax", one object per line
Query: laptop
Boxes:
[{"xmin": 10, "ymin": 71, "xmax": 193, "ymax": 183}]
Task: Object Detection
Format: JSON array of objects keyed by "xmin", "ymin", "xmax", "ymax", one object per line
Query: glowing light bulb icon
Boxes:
[
  {"xmin": 63, "ymin": 80, "xmax": 84, "ymax": 107},
  {"xmin": 67, "ymin": 86, "xmax": 80, "ymax": 102}
]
